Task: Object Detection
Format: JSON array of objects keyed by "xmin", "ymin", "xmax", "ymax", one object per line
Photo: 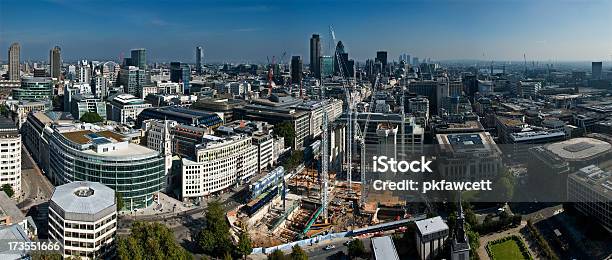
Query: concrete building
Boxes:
[
  {"xmin": 49, "ymin": 46, "xmax": 61, "ymax": 79},
  {"xmin": 519, "ymin": 80, "xmax": 542, "ymax": 98},
  {"xmin": 310, "ymin": 34, "xmax": 321, "ymax": 78},
  {"xmin": 5, "ymin": 100, "xmax": 51, "ymax": 128},
  {"xmin": 118, "ymin": 66, "xmax": 149, "ymax": 96},
  {"xmin": 567, "ymin": 165, "xmax": 612, "ymax": 233},
  {"xmin": 436, "ymin": 132, "xmax": 502, "ymax": 182},
  {"xmin": 48, "ymin": 125, "xmax": 165, "ymax": 210},
  {"xmin": 592, "ymin": 61, "xmax": 603, "ymax": 80},
  {"xmin": 415, "ymin": 216, "xmax": 449, "ymax": 260},
  {"xmin": 48, "ymin": 181, "xmax": 116, "ymax": 259},
  {"xmin": 0, "ymin": 118, "xmax": 21, "ymax": 192},
  {"xmin": 137, "ymin": 106, "xmax": 223, "ymax": 128},
  {"xmin": 143, "ymin": 120, "xmax": 176, "ymax": 186},
  {"xmin": 8, "ymin": 43, "xmax": 20, "ymax": 81},
  {"xmin": 70, "ymin": 94, "xmax": 106, "ymax": 120},
  {"xmin": 106, "ymin": 93, "xmax": 152, "ymax": 125},
  {"xmin": 216, "ymin": 120, "xmax": 277, "ymax": 173},
  {"xmin": 180, "ymin": 135, "xmax": 258, "ymax": 201}
]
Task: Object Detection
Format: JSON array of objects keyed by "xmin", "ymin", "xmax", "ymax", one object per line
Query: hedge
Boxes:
[{"xmin": 486, "ymin": 235, "xmax": 533, "ymax": 260}]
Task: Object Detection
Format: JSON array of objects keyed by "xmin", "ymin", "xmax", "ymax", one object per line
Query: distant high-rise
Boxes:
[
  {"xmin": 592, "ymin": 61, "xmax": 603, "ymax": 79},
  {"xmin": 310, "ymin": 34, "xmax": 321, "ymax": 78},
  {"xmin": 195, "ymin": 46, "xmax": 203, "ymax": 74},
  {"xmin": 8, "ymin": 43, "xmax": 20, "ymax": 80},
  {"xmin": 320, "ymin": 56, "xmax": 334, "ymax": 78},
  {"xmin": 291, "ymin": 56, "xmax": 303, "ymax": 84},
  {"xmin": 334, "ymin": 41, "xmax": 346, "ymax": 75},
  {"xmin": 376, "ymin": 51, "xmax": 388, "ymax": 72},
  {"xmin": 130, "ymin": 48, "xmax": 147, "ymax": 69},
  {"xmin": 49, "ymin": 46, "xmax": 61, "ymax": 79},
  {"xmin": 170, "ymin": 62, "xmax": 191, "ymax": 94},
  {"xmin": 413, "ymin": 57, "xmax": 419, "ymax": 66}
]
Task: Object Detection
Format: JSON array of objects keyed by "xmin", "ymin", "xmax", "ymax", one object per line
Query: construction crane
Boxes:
[{"xmin": 321, "ymin": 111, "xmax": 329, "ymax": 222}]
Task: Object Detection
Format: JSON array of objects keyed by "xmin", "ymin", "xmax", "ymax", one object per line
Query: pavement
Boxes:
[{"xmin": 17, "ymin": 145, "xmax": 53, "ymax": 211}]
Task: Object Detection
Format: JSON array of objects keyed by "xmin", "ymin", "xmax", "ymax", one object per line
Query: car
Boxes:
[{"xmin": 324, "ymin": 245, "xmax": 336, "ymax": 250}]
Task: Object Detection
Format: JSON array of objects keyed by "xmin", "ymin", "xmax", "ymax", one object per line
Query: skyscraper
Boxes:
[
  {"xmin": 195, "ymin": 46, "xmax": 203, "ymax": 74},
  {"xmin": 130, "ymin": 48, "xmax": 147, "ymax": 69},
  {"xmin": 334, "ymin": 41, "xmax": 346, "ymax": 75},
  {"xmin": 8, "ymin": 43, "xmax": 20, "ymax": 81},
  {"xmin": 170, "ymin": 62, "xmax": 191, "ymax": 94},
  {"xmin": 376, "ymin": 51, "xmax": 388, "ymax": 72},
  {"xmin": 291, "ymin": 56, "xmax": 303, "ymax": 84},
  {"xmin": 320, "ymin": 56, "xmax": 334, "ymax": 78},
  {"xmin": 49, "ymin": 46, "xmax": 61, "ymax": 79},
  {"xmin": 592, "ymin": 61, "xmax": 603, "ymax": 79},
  {"xmin": 310, "ymin": 34, "xmax": 321, "ymax": 78}
]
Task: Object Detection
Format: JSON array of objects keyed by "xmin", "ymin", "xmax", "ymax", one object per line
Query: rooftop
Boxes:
[
  {"xmin": 371, "ymin": 236, "xmax": 400, "ymax": 260},
  {"xmin": 569, "ymin": 165, "xmax": 612, "ymax": 199},
  {"xmin": 415, "ymin": 216, "xmax": 449, "ymax": 236},
  {"xmin": 546, "ymin": 138, "xmax": 611, "ymax": 161},
  {"xmin": 50, "ymin": 181, "xmax": 115, "ymax": 215}
]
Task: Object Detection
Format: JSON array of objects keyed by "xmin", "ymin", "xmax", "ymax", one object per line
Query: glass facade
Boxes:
[
  {"xmin": 49, "ymin": 132, "xmax": 165, "ymax": 210},
  {"xmin": 13, "ymin": 77, "xmax": 53, "ymax": 101},
  {"xmin": 320, "ymin": 56, "xmax": 334, "ymax": 77}
]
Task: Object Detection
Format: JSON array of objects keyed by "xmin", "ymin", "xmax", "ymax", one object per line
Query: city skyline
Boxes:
[{"xmin": 1, "ymin": 0, "xmax": 611, "ymax": 63}]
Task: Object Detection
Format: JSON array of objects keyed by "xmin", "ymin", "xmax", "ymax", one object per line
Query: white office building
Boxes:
[
  {"xmin": 48, "ymin": 181, "xmax": 117, "ymax": 259},
  {"xmin": 415, "ymin": 216, "xmax": 449, "ymax": 260},
  {"xmin": 181, "ymin": 135, "xmax": 258, "ymax": 200},
  {"xmin": 106, "ymin": 93, "xmax": 152, "ymax": 125},
  {"xmin": 0, "ymin": 118, "xmax": 21, "ymax": 192}
]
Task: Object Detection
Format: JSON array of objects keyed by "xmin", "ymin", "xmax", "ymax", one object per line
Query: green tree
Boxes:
[
  {"xmin": 79, "ymin": 112, "xmax": 103, "ymax": 123},
  {"xmin": 30, "ymin": 251, "xmax": 63, "ymax": 260},
  {"xmin": 116, "ymin": 221, "xmax": 192, "ymax": 260},
  {"xmin": 274, "ymin": 122, "xmax": 295, "ymax": 148},
  {"xmin": 495, "ymin": 168, "xmax": 515, "ymax": 201},
  {"xmin": 347, "ymin": 239, "xmax": 366, "ymax": 258},
  {"xmin": 236, "ymin": 224, "xmax": 253, "ymax": 259},
  {"xmin": 283, "ymin": 150, "xmax": 304, "ymax": 171},
  {"xmin": 198, "ymin": 201, "xmax": 232, "ymax": 257},
  {"xmin": 267, "ymin": 249, "xmax": 286, "ymax": 260},
  {"xmin": 290, "ymin": 245, "xmax": 308, "ymax": 260},
  {"xmin": 2, "ymin": 184, "xmax": 14, "ymax": 198},
  {"xmin": 116, "ymin": 192, "xmax": 125, "ymax": 211}
]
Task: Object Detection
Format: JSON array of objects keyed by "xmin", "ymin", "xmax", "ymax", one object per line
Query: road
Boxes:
[{"xmin": 17, "ymin": 144, "xmax": 53, "ymax": 211}]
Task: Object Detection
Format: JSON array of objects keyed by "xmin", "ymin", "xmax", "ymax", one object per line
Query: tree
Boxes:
[
  {"xmin": 274, "ymin": 121, "xmax": 295, "ymax": 148},
  {"xmin": 117, "ymin": 221, "xmax": 192, "ymax": 260},
  {"xmin": 116, "ymin": 192, "xmax": 125, "ymax": 211},
  {"xmin": 283, "ymin": 150, "xmax": 304, "ymax": 171},
  {"xmin": 290, "ymin": 245, "xmax": 308, "ymax": 260},
  {"xmin": 197, "ymin": 201, "xmax": 232, "ymax": 257},
  {"xmin": 495, "ymin": 169, "xmax": 515, "ymax": 201},
  {"xmin": 79, "ymin": 112, "xmax": 103, "ymax": 123},
  {"xmin": 347, "ymin": 239, "xmax": 365, "ymax": 258},
  {"xmin": 2, "ymin": 184, "xmax": 14, "ymax": 198},
  {"xmin": 236, "ymin": 223, "xmax": 253, "ymax": 259},
  {"xmin": 267, "ymin": 249, "xmax": 286, "ymax": 260},
  {"xmin": 30, "ymin": 251, "xmax": 63, "ymax": 260}
]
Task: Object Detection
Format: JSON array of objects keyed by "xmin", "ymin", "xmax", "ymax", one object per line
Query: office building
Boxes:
[
  {"xmin": 8, "ymin": 43, "xmax": 20, "ymax": 81},
  {"xmin": 170, "ymin": 62, "xmax": 191, "ymax": 94},
  {"xmin": 291, "ymin": 56, "xmax": 303, "ymax": 84},
  {"xmin": 137, "ymin": 106, "xmax": 223, "ymax": 128},
  {"xmin": 217, "ymin": 120, "xmax": 277, "ymax": 172},
  {"xmin": 415, "ymin": 216, "xmax": 449, "ymax": 260},
  {"xmin": 118, "ymin": 66, "xmax": 149, "ymax": 96},
  {"xmin": 180, "ymin": 135, "xmax": 258, "ymax": 200},
  {"xmin": 195, "ymin": 46, "xmax": 203, "ymax": 74},
  {"xmin": 12, "ymin": 77, "xmax": 53, "ymax": 101},
  {"xmin": 171, "ymin": 124, "xmax": 211, "ymax": 158},
  {"xmin": 436, "ymin": 132, "xmax": 502, "ymax": 182},
  {"xmin": 106, "ymin": 94, "xmax": 152, "ymax": 125},
  {"xmin": 70, "ymin": 94, "xmax": 106, "ymax": 121},
  {"xmin": 567, "ymin": 165, "xmax": 612, "ymax": 233},
  {"xmin": 295, "ymin": 99, "xmax": 343, "ymax": 137},
  {"xmin": 48, "ymin": 181, "xmax": 116, "ymax": 259},
  {"xmin": 130, "ymin": 48, "xmax": 147, "ymax": 70},
  {"xmin": 143, "ymin": 120, "xmax": 175, "ymax": 180},
  {"xmin": 48, "ymin": 125, "xmax": 165, "ymax": 210},
  {"xmin": 4, "ymin": 100, "xmax": 51, "ymax": 128},
  {"xmin": 310, "ymin": 34, "xmax": 321, "ymax": 78},
  {"xmin": 0, "ymin": 118, "xmax": 21, "ymax": 192},
  {"xmin": 76, "ymin": 60, "xmax": 91, "ymax": 84},
  {"xmin": 519, "ymin": 80, "xmax": 541, "ymax": 98},
  {"xmin": 21, "ymin": 111, "xmax": 73, "ymax": 175},
  {"xmin": 49, "ymin": 46, "xmax": 61, "ymax": 79},
  {"xmin": 376, "ymin": 51, "xmax": 388, "ymax": 72},
  {"xmin": 320, "ymin": 56, "xmax": 334, "ymax": 77},
  {"xmin": 592, "ymin": 61, "xmax": 603, "ymax": 80}
]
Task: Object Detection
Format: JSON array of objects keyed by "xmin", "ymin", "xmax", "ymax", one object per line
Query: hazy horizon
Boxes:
[{"xmin": 1, "ymin": 0, "xmax": 611, "ymax": 63}]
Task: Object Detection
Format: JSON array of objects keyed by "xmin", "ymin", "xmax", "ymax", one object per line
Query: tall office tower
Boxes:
[
  {"xmin": 592, "ymin": 61, "xmax": 603, "ymax": 80},
  {"xmin": 170, "ymin": 62, "xmax": 191, "ymax": 94},
  {"xmin": 291, "ymin": 56, "xmax": 303, "ymax": 84},
  {"xmin": 310, "ymin": 34, "xmax": 321, "ymax": 78},
  {"xmin": 376, "ymin": 51, "xmax": 388, "ymax": 72},
  {"xmin": 76, "ymin": 60, "xmax": 91, "ymax": 83},
  {"xmin": 195, "ymin": 46, "xmax": 203, "ymax": 74},
  {"xmin": 320, "ymin": 56, "xmax": 334, "ymax": 78},
  {"xmin": 8, "ymin": 43, "xmax": 20, "ymax": 80},
  {"xmin": 413, "ymin": 57, "xmax": 419, "ymax": 66},
  {"xmin": 49, "ymin": 46, "xmax": 61, "ymax": 79},
  {"xmin": 334, "ymin": 41, "xmax": 346, "ymax": 75},
  {"xmin": 406, "ymin": 54, "xmax": 411, "ymax": 66},
  {"xmin": 130, "ymin": 48, "xmax": 147, "ymax": 69}
]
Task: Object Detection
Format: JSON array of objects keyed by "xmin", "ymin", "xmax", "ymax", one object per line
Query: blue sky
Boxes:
[{"xmin": 1, "ymin": 0, "xmax": 611, "ymax": 63}]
